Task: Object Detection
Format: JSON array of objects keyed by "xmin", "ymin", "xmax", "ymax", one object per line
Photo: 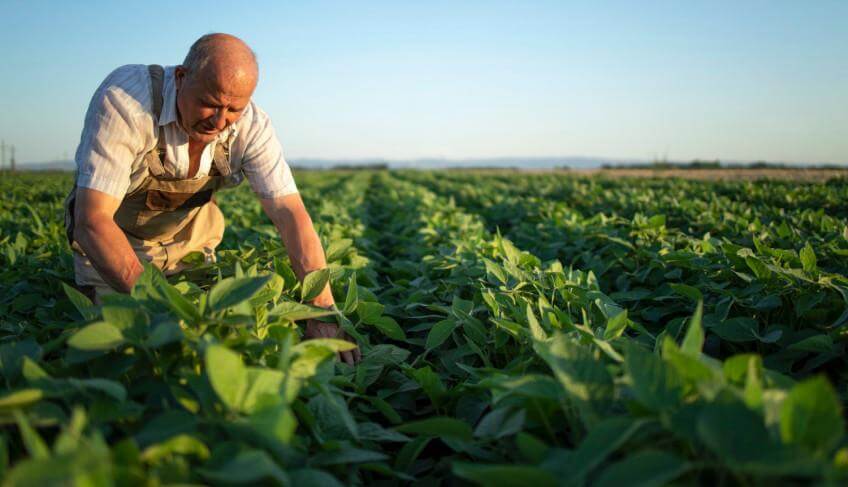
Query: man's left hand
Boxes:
[{"xmin": 304, "ymin": 319, "xmax": 361, "ymax": 365}]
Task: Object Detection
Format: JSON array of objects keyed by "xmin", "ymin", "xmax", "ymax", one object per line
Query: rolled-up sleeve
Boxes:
[
  {"xmin": 240, "ymin": 103, "xmax": 298, "ymax": 199},
  {"xmin": 75, "ymin": 66, "xmax": 149, "ymax": 199}
]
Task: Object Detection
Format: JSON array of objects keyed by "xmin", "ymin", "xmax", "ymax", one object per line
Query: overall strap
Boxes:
[
  {"xmin": 212, "ymin": 131, "xmax": 233, "ymax": 177},
  {"xmin": 145, "ymin": 64, "xmax": 167, "ymax": 177}
]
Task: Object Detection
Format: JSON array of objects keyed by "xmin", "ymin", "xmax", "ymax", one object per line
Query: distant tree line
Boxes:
[{"xmin": 601, "ymin": 159, "xmax": 846, "ymax": 170}]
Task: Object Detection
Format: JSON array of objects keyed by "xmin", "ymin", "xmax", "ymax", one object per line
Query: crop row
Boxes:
[{"xmin": 400, "ymin": 171, "xmax": 848, "ymax": 382}]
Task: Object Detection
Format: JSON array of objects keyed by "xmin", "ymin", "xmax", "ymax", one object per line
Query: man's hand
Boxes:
[{"xmin": 304, "ymin": 319, "xmax": 362, "ymax": 365}]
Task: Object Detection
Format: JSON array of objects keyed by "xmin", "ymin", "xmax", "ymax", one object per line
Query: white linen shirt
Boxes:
[{"xmin": 74, "ymin": 64, "xmax": 298, "ymax": 199}]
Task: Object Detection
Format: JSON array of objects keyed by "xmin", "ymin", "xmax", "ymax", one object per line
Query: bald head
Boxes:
[
  {"xmin": 183, "ymin": 33, "xmax": 258, "ymax": 94},
  {"xmin": 174, "ymin": 33, "xmax": 259, "ymax": 143}
]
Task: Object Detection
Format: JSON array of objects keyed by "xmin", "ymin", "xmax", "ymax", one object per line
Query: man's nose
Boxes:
[{"xmin": 213, "ymin": 108, "xmax": 227, "ymax": 130}]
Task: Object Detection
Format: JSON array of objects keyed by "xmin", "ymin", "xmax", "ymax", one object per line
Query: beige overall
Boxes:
[{"xmin": 65, "ymin": 65, "xmax": 234, "ymax": 303}]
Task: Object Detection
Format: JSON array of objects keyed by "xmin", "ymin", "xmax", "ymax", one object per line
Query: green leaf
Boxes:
[
  {"xmin": 294, "ymin": 339, "xmax": 357, "ymax": 354},
  {"xmin": 395, "ymin": 437, "xmax": 430, "ymax": 471},
  {"xmin": 516, "ymin": 432, "xmax": 548, "ymax": 463},
  {"xmin": 205, "ymin": 345, "xmax": 247, "ymax": 411},
  {"xmin": 799, "ymin": 243, "xmax": 817, "ymax": 273},
  {"xmin": 301, "ymin": 268, "xmax": 331, "ymax": 302},
  {"xmin": 647, "ymin": 214, "xmax": 666, "ymax": 228},
  {"xmin": 594, "ymin": 450, "xmax": 688, "ymax": 487},
  {"xmin": 357, "ymin": 301, "xmax": 384, "ymax": 324},
  {"xmin": 543, "ymin": 416, "xmax": 644, "ymax": 481},
  {"xmin": 71, "ymin": 378, "xmax": 127, "ymax": 402},
  {"xmin": 141, "ymin": 434, "xmax": 210, "ymax": 463},
  {"xmin": 0, "ymin": 389, "xmax": 43, "ymax": 410},
  {"xmin": 290, "ymin": 469, "xmax": 345, "ymax": 487},
  {"xmin": 67, "ymin": 322, "xmax": 125, "ymax": 351},
  {"xmin": 61, "ymin": 282, "xmax": 97, "ymax": 321},
  {"xmin": 270, "ymin": 300, "xmax": 336, "ymax": 321},
  {"xmin": 526, "ymin": 304, "xmax": 547, "ymax": 341},
  {"xmin": 155, "ymin": 280, "xmax": 202, "ymax": 323},
  {"xmin": 241, "ymin": 367, "xmax": 285, "ymax": 413},
  {"xmin": 396, "ymin": 417, "xmax": 473, "ymax": 441},
  {"xmin": 670, "ymin": 283, "xmax": 702, "ymax": 302},
  {"xmin": 325, "ymin": 239, "xmax": 353, "ymax": 262},
  {"xmin": 412, "ymin": 366, "xmax": 446, "ymax": 406},
  {"xmin": 145, "ymin": 320, "xmax": 183, "ymax": 348},
  {"xmin": 248, "ymin": 399, "xmax": 297, "ymax": 445},
  {"xmin": 535, "ymin": 334, "xmax": 614, "ymax": 422},
  {"xmin": 369, "ymin": 396, "xmax": 403, "ymax": 425},
  {"xmin": 624, "ymin": 342, "xmax": 684, "ymax": 411},
  {"xmin": 207, "ymin": 275, "xmax": 271, "ymax": 312},
  {"xmin": 343, "ymin": 273, "xmax": 358, "ymax": 314},
  {"xmin": 135, "ymin": 411, "xmax": 198, "ymax": 447},
  {"xmin": 780, "ymin": 376, "xmax": 844, "ymax": 455},
  {"xmin": 200, "ymin": 450, "xmax": 289, "ymax": 484},
  {"xmin": 101, "ymin": 305, "xmax": 142, "ymax": 330},
  {"xmin": 712, "ymin": 317, "xmax": 758, "ymax": 343},
  {"xmin": 603, "ymin": 309, "xmax": 628, "ymax": 340},
  {"xmin": 289, "ymin": 348, "xmax": 335, "ymax": 385},
  {"xmin": 452, "ymin": 462, "xmax": 556, "ymax": 487},
  {"xmin": 0, "ymin": 339, "xmax": 42, "ymax": 384},
  {"xmin": 723, "ymin": 354, "xmax": 763, "ymax": 384},
  {"xmin": 21, "ymin": 357, "xmax": 48, "ymax": 381},
  {"xmin": 370, "ymin": 316, "xmax": 406, "ymax": 341},
  {"xmin": 308, "ymin": 391, "xmax": 359, "ymax": 440},
  {"xmin": 310, "ymin": 446, "xmax": 388, "ymax": 466},
  {"xmin": 474, "ymin": 407, "xmax": 525, "ymax": 439},
  {"xmin": 786, "ymin": 334, "xmax": 832, "ymax": 353},
  {"xmin": 680, "ymin": 300, "xmax": 704, "ymax": 356},
  {"xmin": 426, "ymin": 319, "xmax": 457, "ymax": 350},
  {"xmin": 697, "ymin": 402, "xmax": 795, "ymax": 469},
  {"xmin": 358, "ymin": 422, "xmax": 410, "ymax": 442},
  {"xmin": 13, "ymin": 411, "xmax": 49, "ymax": 460}
]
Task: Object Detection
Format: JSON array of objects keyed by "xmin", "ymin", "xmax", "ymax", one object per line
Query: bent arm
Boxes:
[
  {"xmin": 73, "ymin": 187, "xmax": 144, "ymax": 293},
  {"xmin": 260, "ymin": 193, "xmax": 335, "ymax": 308}
]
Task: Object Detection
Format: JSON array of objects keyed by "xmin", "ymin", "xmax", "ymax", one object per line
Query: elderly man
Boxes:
[{"xmin": 64, "ymin": 33, "xmax": 360, "ymax": 364}]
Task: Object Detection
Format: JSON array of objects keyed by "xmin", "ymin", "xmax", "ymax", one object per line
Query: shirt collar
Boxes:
[{"xmin": 158, "ymin": 65, "xmax": 238, "ymax": 141}]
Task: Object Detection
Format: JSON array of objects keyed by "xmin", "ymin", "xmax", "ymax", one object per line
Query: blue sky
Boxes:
[{"xmin": 1, "ymin": 0, "xmax": 846, "ymax": 165}]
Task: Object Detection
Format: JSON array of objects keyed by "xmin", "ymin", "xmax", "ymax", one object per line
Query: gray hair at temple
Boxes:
[{"xmin": 182, "ymin": 33, "xmax": 259, "ymax": 76}]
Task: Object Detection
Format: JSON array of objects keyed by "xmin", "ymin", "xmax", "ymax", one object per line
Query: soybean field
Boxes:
[{"xmin": 0, "ymin": 170, "xmax": 847, "ymax": 486}]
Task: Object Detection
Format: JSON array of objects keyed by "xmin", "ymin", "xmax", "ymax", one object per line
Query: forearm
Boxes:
[
  {"xmin": 279, "ymin": 218, "xmax": 335, "ymax": 307},
  {"xmin": 75, "ymin": 218, "xmax": 143, "ymax": 293},
  {"xmin": 263, "ymin": 195, "xmax": 335, "ymax": 308}
]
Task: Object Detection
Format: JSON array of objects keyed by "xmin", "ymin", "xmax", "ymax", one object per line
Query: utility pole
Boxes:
[
  {"xmin": 10, "ymin": 145, "xmax": 15, "ymax": 172},
  {"xmin": 1, "ymin": 140, "xmax": 5, "ymax": 172}
]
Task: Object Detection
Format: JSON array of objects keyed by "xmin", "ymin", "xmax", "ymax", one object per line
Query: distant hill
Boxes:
[{"xmin": 294, "ymin": 157, "xmax": 639, "ymax": 170}]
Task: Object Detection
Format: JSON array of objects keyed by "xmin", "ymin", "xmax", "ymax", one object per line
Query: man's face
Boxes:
[{"xmin": 174, "ymin": 66, "xmax": 255, "ymax": 144}]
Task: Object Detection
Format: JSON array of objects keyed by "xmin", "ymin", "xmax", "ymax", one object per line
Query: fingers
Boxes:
[{"xmin": 305, "ymin": 322, "xmax": 362, "ymax": 365}]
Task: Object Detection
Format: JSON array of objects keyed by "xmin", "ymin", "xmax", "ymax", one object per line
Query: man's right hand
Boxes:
[{"xmin": 73, "ymin": 187, "xmax": 143, "ymax": 293}]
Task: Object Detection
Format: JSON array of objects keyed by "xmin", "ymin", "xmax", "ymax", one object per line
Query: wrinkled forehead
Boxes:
[
  {"xmin": 194, "ymin": 62, "xmax": 258, "ymax": 98},
  {"xmin": 194, "ymin": 64, "xmax": 257, "ymax": 100}
]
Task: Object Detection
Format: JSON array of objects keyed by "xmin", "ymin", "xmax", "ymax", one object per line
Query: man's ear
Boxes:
[{"xmin": 174, "ymin": 65, "xmax": 187, "ymax": 90}]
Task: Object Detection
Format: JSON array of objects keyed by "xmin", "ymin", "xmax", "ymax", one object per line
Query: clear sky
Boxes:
[{"xmin": 1, "ymin": 0, "xmax": 846, "ymax": 165}]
